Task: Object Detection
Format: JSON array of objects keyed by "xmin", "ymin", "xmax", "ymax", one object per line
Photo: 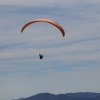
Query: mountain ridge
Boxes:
[{"xmin": 13, "ymin": 92, "xmax": 100, "ymax": 100}]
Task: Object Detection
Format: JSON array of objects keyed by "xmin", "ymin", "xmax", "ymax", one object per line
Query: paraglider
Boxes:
[{"xmin": 21, "ymin": 18, "xmax": 65, "ymax": 59}]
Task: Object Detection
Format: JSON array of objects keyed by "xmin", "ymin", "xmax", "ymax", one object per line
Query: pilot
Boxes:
[{"xmin": 39, "ymin": 54, "xmax": 43, "ymax": 59}]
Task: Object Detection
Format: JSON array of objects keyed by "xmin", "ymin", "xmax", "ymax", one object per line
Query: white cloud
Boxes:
[{"xmin": 0, "ymin": 0, "xmax": 100, "ymax": 7}]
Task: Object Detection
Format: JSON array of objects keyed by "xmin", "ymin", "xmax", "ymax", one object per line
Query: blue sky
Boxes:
[{"xmin": 0, "ymin": 0, "xmax": 100, "ymax": 100}]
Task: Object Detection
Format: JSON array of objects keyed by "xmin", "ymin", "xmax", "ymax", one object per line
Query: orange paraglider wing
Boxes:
[{"xmin": 21, "ymin": 18, "xmax": 65, "ymax": 37}]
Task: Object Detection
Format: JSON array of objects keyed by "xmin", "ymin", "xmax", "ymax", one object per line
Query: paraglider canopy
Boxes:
[{"xmin": 21, "ymin": 18, "xmax": 65, "ymax": 37}]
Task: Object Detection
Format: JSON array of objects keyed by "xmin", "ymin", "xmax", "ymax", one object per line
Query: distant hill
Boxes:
[
  {"xmin": 13, "ymin": 92, "xmax": 100, "ymax": 100},
  {"xmin": 66, "ymin": 92, "xmax": 100, "ymax": 98}
]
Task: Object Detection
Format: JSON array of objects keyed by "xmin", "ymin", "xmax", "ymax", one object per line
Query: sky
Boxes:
[{"xmin": 0, "ymin": 0, "xmax": 100, "ymax": 100}]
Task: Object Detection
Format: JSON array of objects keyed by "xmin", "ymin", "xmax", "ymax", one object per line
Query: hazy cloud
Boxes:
[{"xmin": 0, "ymin": 0, "xmax": 100, "ymax": 100}]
